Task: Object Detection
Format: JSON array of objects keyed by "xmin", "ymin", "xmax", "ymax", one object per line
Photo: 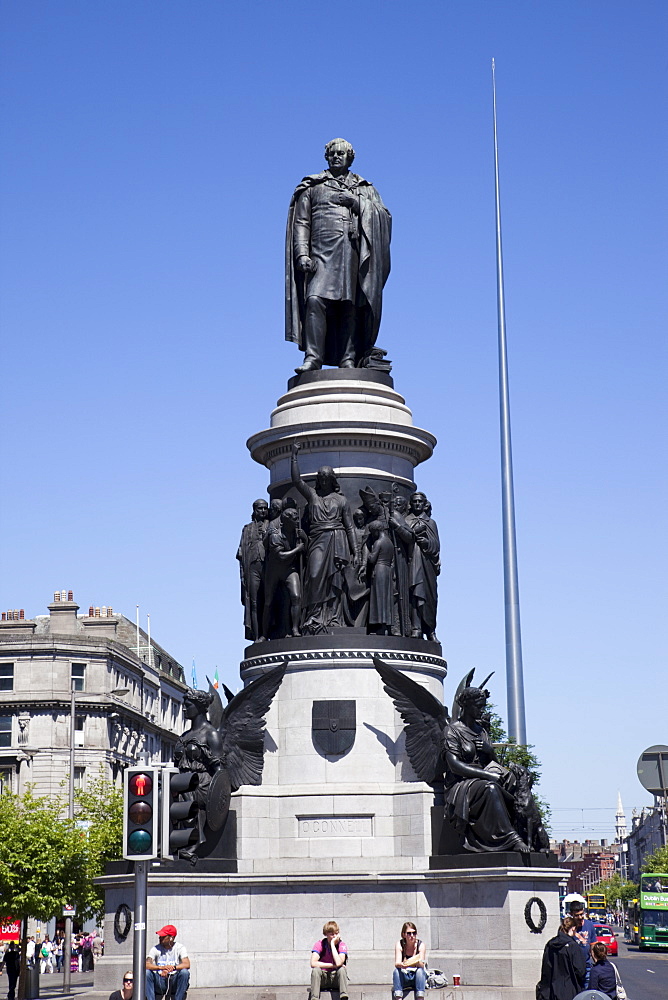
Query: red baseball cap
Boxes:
[{"xmin": 156, "ymin": 925, "xmax": 177, "ymax": 938}]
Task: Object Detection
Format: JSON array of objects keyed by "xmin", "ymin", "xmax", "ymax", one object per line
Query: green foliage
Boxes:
[
  {"xmin": 74, "ymin": 772, "xmax": 124, "ymax": 920},
  {"xmin": 642, "ymin": 844, "xmax": 668, "ymax": 874},
  {"xmin": 587, "ymin": 873, "xmax": 639, "ymax": 907},
  {"xmin": 486, "ymin": 703, "xmax": 551, "ymax": 831},
  {"xmin": 0, "ymin": 774, "xmax": 123, "ymax": 925},
  {"xmin": 0, "ymin": 787, "xmax": 90, "ymax": 922}
]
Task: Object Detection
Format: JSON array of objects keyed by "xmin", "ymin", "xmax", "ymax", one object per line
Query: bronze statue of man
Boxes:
[
  {"xmin": 236, "ymin": 499, "xmax": 269, "ymax": 641},
  {"xmin": 286, "ymin": 139, "xmax": 392, "ymax": 373}
]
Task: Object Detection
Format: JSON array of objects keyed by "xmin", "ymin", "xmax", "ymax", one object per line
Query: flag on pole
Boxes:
[
  {"xmin": 191, "ymin": 659, "xmax": 198, "ymax": 689},
  {"xmin": 213, "ymin": 668, "xmax": 219, "ymax": 690}
]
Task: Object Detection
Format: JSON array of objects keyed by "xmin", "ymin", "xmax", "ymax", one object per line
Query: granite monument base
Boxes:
[{"xmin": 96, "ymin": 862, "xmax": 565, "ymax": 992}]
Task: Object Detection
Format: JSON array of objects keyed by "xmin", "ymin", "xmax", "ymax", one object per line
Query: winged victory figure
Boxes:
[
  {"xmin": 373, "ymin": 657, "xmax": 549, "ymax": 855},
  {"xmin": 171, "ymin": 660, "xmax": 287, "ymax": 862}
]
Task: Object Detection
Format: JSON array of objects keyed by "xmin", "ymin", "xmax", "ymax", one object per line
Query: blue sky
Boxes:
[{"xmin": 1, "ymin": 1, "xmax": 666, "ymax": 842}]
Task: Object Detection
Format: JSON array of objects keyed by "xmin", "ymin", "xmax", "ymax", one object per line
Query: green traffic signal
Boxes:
[{"xmin": 127, "ymin": 829, "xmax": 153, "ymax": 853}]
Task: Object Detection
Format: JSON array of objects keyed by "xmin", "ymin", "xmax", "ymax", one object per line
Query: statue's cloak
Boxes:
[{"xmin": 285, "ymin": 171, "xmax": 391, "ymax": 366}]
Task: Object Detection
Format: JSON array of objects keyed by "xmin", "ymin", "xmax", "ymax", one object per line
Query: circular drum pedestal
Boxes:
[{"xmin": 247, "ymin": 369, "xmax": 436, "ymax": 504}]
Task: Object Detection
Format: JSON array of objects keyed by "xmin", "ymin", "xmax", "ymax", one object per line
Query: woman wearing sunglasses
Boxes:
[
  {"xmin": 393, "ymin": 922, "xmax": 426, "ymax": 999},
  {"xmin": 108, "ymin": 970, "xmax": 134, "ymax": 1000}
]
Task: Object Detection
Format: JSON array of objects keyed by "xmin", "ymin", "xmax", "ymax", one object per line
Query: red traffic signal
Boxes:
[{"xmin": 129, "ymin": 772, "xmax": 153, "ymax": 796}]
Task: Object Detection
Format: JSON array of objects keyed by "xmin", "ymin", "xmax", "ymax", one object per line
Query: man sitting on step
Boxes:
[
  {"xmin": 145, "ymin": 925, "xmax": 190, "ymax": 1000},
  {"xmin": 310, "ymin": 921, "xmax": 349, "ymax": 1000}
]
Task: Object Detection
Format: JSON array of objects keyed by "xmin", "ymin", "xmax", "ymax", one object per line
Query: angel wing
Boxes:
[
  {"xmin": 373, "ymin": 656, "xmax": 448, "ymax": 783},
  {"xmin": 205, "ymin": 676, "xmax": 225, "ymax": 732},
  {"xmin": 220, "ymin": 660, "xmax": 287, "ymax": 791}
]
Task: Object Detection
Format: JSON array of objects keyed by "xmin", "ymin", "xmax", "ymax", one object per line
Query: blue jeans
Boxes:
[
  {"xmin": 393, "ymin": 967, "xmax": 426, "ymax": 997},
  {"xmin": 146, "ymin": 969, "xmax": 190, "ymax": 1000}
]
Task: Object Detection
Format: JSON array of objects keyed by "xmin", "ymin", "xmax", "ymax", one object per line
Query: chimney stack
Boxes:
[{"xmin": 48, "ymin": 590, "xmax": 80, "ymax": 635}]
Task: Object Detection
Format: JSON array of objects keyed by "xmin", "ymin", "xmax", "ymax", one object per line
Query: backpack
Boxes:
[{"xmin": 425, "ymin": 965, "xmax": 448, "ymax": 989}]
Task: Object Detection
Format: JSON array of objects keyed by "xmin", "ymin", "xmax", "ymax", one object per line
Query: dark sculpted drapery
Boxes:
[
  {"xmin": 406, "ymin": 511, "xmax": 440, "ymax": 633},
  {"xmin": 443, "ymin": 721, "xmax": 526, "ymax": 853},
  {"xmin": 285, "ymin": 170, "xmax": 391, "ymax": 366}
]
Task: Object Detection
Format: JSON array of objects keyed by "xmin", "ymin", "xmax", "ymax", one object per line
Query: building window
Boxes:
[
  {"xmin": 0, "ymin": 664, "xmax": 14, "ymax": 692},
  {"xmin": 0, "ymin": 767, "xmax": 12, "ymax": 793},
  {"xmin": 74, "ymin": 714, "xmax": 85, "ymax": 747},
  {"xmin": 71, "ymin": 663, "xmax": 86, "ymax": 691},
  {"xmin": 74, "ymin": 766, "xmax": 85, "ymax": 791},
  {"xmin": 0, "ymin": 716, "xmax": 11, "ymax": 748}
]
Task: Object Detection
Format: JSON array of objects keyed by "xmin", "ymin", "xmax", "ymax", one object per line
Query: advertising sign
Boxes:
[
  {"xmin": 0, "ymin": 920, "xmax": 21, "ymax": 942},
  {"xmin": 640, "ymin": 874, "xmax": 668, "ymax": 910}
]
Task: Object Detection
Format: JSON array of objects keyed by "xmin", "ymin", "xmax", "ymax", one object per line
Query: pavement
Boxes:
[{"xmin": 14, "ymin": 975, "xmax": 537, "ymax": 1000}]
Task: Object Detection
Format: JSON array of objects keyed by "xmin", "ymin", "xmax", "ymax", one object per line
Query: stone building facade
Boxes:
[
  {"xmin": 0, "ymin": 591, "xmax": 188, "ymax": 797},
  {"xmin": 625, "ymin": 802, "xmax": 668, "ymax": 880}
]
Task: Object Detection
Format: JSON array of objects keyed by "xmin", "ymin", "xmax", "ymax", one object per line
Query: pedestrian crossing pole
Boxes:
[{"xmin": 133, "ymin": 859, "xmax": 148, "ymax": 1000}]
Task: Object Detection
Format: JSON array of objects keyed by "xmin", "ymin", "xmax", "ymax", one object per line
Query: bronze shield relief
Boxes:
[{"xmin": 312, "ymin": 700, "xmax": 356, "ymax": 756}]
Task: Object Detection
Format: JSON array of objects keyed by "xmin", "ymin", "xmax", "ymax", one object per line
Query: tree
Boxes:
[
  {"xmin": 642, "ymin": 844, "xmax": 668, "ymax": 874},
  {"xmin": 73, "ymin": 773, "xmax": 123, "ymax": 921},
  {"xmin": 0, "ymin": 787, "xmax": 92, "ymax": 998},
  {"xmin": 0, "ymin": 775, "xmax": 123, "ymax": 928},
  {"xmin": 588, "ymin": 873, "xmax": 638, "ymax": 908},
  {"xmin": 0, "ymin": 788, "xmax": 90, "ymax": 923}
]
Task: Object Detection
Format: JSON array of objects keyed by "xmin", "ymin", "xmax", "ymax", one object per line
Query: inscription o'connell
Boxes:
[{"xmin": 298, "ymin": 815, "xmax": 373, "ymax": 838}]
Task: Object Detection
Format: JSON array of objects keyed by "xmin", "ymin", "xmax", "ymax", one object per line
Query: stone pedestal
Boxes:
[
  {"xmin": 97, "ymin": 862, "xmax": 564, "ymax": 991},
  {"xmin": 234, "ymin": 634, "xmax": 446, "ymax": 875},
  {"xmin": 247, "ymin": 369, "xmax": 436, "ymax": 504}
]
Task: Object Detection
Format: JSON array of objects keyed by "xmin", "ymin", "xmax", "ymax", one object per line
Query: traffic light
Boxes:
[
  {"xmin": 160, "ymin": 767, "xmax": 201, "ymax": 858},
  {"xmin": 123, "ymin": 766, "xmax": 160, "ymax": 860}
]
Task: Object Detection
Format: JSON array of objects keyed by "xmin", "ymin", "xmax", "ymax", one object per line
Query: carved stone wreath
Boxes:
[
  {"xmin": 524, "ymin": 896, "xmax": 548, "ymax": 933},
  {"xmin": 114, "ymin": 903, "xmax": 132, "ymax": 941}
]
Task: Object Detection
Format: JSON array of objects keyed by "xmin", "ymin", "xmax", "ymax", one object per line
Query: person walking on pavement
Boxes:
[
  {"xmin": 53, "ymin": 934, "xmax": 63, "ymax": 973},
  {"xmin": 587, "ymin": 942, "xmax": 619, "ymax": 999},
  {"xmin": 4, "ymin": 943, "xmax": 20, "ymax": 1000},
  {"xmin": 536, "ymin": 915, "xmax": 586, "ymax": 1000},
  {"xmin": 569, "ymin": 903, "xmax": 598, "ymax": 988}
]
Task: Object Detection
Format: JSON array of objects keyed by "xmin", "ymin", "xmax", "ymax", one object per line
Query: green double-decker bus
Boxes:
[{"xmin": 639, "ymin": 874, "xmax": 668, "ymax": 950}]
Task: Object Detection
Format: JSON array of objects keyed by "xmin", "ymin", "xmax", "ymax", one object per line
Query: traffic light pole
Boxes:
[{"xmin": 133, "ymin": 860, "xmax": 148, "ymax": 1000}]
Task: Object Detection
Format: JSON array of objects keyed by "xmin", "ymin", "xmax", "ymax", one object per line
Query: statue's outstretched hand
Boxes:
[{"xmin": 292, "ymin": 440, "xmax": 301, "ymax": 455}]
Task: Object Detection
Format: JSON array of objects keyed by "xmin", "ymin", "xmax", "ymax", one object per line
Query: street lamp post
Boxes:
[{"xmin": 63, "ymin": 684, "xmax": 129, "ymax": 993}]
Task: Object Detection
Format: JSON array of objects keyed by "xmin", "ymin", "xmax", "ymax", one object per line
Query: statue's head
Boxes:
[
  {"xmin": 268, "ymin": 498, "xmax": 283, "ymax": 521},
  {"xmin": 184, "ymin": 687, "xmax": 214, "ymax": 717},
  {"xmin": 315, "ymin": 465, "xmax": 339, "ymax": 493},
  {"xmin": 325, "ymin": 138, "xmax": 355, "ymax": 169},
  {"xmin": 252, "ymin": 499, "xmax": 268, "ymax": 521},
  {"xmin": 353, "ymin": 508, "xmax": 366, "ymax": 529},
  {"xmin": 457, "ymin": 686, "xmax": 489, "ymax": 719},
  {"xmin": 393, "ymin": 495, "xmax": 408, "ymax": 514},
  {"xmin": 360, "ymin": 486, "xmax": 382, "ymax": 515},
  {"xmin": 281, "ymin": 506, "xmax": 299, "ymax": 528},
  {"xmin": 368, "ymin": 519, "xmax": 385, "ymax": 539},
  {"xmin": 409, "ymin": 491, "xmax": 427, "ymax": 514}
]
